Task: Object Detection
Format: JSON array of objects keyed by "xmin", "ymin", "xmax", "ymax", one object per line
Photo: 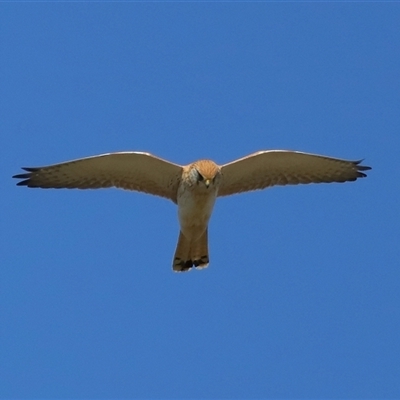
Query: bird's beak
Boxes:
[{"xmin": 204, "ymin": 179, "xmax": 211, "ymax": 188}]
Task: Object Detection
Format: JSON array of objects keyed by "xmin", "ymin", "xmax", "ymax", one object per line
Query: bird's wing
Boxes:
[
  {"xmin": 13, "ymin": 152, "xmax": 183, "ymax": 202},
  {"xmin": 218, "ymin": 150, "xmax": 371, "ymax": 197}
]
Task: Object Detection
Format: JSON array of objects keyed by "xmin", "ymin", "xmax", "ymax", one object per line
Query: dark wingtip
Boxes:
[
  {"xmin": 13, "ymin": 173, "xmax": 31, "ymax": 179},
  {"xmin": 22, "ymin": 167, "xmax": 39, "ymax": 172},
  {"xmin": 356, "ymin": 161, "xmax": 372, "ymax": 171},
  {"xmin": 13, "ymin": 167, "xmax": 38, "ymax": 186},
  {"xmin": 355, "ymin": 160, "xmax": 371, "ymax": 178},
  {"xmin": 16, "ymin": 179, "xmax": 31, "ymax": 186}
]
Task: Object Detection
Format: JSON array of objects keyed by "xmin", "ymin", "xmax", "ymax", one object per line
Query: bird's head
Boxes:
[{"xmin": 190, "ymin": 160, "xmax": 221, "ymax": 190}]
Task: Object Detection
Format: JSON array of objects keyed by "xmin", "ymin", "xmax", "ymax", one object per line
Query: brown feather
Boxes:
[
  {"xmin": 13, "ymin": 152, "xmax": 182, "ymax": 202},
  {"xmin": 218, "ymin": 150, "xmax": 371, "ymax": 197}
]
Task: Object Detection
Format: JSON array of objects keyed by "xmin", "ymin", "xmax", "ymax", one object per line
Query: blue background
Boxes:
[{"xmin": 2, "ymin": 3, "xmax": 399, "ymax": 398}]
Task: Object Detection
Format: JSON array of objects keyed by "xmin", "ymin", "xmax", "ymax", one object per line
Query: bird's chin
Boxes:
[{"xmin": 199, "ymin": 183, "xmax": 216, "ymax": 192}]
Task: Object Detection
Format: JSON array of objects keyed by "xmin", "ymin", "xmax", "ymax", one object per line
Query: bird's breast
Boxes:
[{"xmin": 177, "ymin": 186, "xmax": 217, "ymax": 240}]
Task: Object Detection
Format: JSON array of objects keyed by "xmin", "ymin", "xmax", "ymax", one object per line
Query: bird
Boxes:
[{"xmin": 13, "ymin": 150, "xmax": 371, "ymax": 272}]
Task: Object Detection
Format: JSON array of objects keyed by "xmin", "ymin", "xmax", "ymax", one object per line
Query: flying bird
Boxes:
[{"xmin": 13, "ymin": 150, "xmax": 371, "ymax": 272}]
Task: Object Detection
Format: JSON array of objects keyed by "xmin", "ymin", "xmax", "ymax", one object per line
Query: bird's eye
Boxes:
[{"xmin": 197, "ymin": 171, "xmax": 204, "ymax": 181}]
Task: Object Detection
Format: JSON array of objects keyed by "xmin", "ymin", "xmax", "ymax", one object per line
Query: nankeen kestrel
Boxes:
[{"xmin": 13, "ymin": 150, "xmax": 371, "ymax": 272}]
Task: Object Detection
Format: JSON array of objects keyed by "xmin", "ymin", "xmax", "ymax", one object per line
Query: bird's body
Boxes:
[
  {"xmin": 177, "ymin": 178, "xmax": 216, "ymax": 240},
  {"xmin": 13, "ymin": 150, "xmax": 371, "ymax": 272},
  {"xmin": 174, "ymin": 160, "xmax": 221, "ymax": 271},
  {"xmin": 178, "ymin": 160, "xmax": 220, "ymax": 239}
]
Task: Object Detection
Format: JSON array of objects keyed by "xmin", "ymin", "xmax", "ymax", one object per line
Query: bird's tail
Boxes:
[{"xmin": 173, "ymin": 229, "xmax": 209, "ymax": 272}]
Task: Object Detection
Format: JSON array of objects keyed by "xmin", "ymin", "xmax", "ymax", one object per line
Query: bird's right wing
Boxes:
[
  {"xmin": 13, "ymin": 152, "xmax": 183, "ymax": 203},
  {"xmin": 218, "ymin": 150, "xmax": 371, "ymax": 197}
]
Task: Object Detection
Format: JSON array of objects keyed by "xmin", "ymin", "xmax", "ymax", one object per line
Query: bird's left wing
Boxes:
[
  {"xmin": 13, "ymin": 152, "xmax": 183, "ymax": 202},
  {"xmin": 218, "ymin": 150, "xmax": 371, "ymax": 197}
]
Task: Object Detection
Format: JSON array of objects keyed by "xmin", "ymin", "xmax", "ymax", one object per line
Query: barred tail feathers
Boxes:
[{"xmin": 173, "ymin": 229, "xmax": 209, "ymax": 272}]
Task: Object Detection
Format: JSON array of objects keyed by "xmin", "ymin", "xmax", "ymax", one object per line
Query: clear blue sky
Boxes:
[{"xmin": 2, "ymin": 3, "xmax": 399, "ymax": 398}]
